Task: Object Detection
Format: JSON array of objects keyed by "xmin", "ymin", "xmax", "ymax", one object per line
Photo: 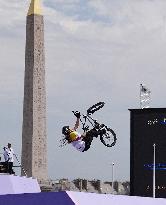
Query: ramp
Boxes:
[{"xmin": 67, "ymin": 191, "xmax": 166, "ymax": 205}]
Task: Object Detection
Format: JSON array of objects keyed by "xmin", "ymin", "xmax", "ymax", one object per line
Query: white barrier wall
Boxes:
[{"xmin": 0, "ymin": 175, "xmax": 41, "ymax": 195}]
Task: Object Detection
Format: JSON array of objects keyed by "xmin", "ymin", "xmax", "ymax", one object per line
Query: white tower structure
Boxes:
[{"xmin": 140, "ymin": 84, "xmax": 151, "ymax": 109}]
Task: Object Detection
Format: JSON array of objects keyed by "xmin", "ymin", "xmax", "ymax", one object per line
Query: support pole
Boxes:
[{"xmin": 153, "ymin": 143, "xmax": 156, "ymax": 198}]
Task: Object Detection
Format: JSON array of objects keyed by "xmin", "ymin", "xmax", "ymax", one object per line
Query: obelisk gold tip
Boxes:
[{"xmin": 27, "ymin": 0, "xmax": 42, "ymax": 16}]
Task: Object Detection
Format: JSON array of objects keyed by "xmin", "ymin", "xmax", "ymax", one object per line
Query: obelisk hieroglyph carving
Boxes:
[{"xmin": 21, "ymin": 0, "xmax": 48, "ymax": 182}]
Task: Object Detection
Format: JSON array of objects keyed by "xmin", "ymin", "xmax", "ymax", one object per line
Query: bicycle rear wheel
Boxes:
[
  {"xmin": 100, "ymin": 128, "xmax": 117, "ymax": 147},
  {"xmin": 87, "ymin": 102, "xmax": 105, "ymax": 115}
]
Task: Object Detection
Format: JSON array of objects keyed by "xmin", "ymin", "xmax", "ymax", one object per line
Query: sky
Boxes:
[{"xmin": 0, "ymin": 0, "xmax": 166, "ymax": 182}]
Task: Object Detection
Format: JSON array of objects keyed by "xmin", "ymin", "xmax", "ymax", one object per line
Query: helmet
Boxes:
[{"xmin": 62, "ymin": 126, "xmax": 70, "ymax": 135}]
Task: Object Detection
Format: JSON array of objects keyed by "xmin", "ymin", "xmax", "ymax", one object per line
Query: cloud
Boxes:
[{"xmin": 43, "ymin": 0, "xmax": 166, "ymax": 180}]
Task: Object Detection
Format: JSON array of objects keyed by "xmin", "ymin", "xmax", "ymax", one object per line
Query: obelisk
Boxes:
[{"xmin": 21, "ymin": 0, "xmax": 48, "ymax": 182}]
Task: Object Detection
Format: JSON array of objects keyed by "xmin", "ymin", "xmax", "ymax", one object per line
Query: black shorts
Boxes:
[{"xmin": 82, "ymin": 129, "xmax": 98, "ymax": 152}]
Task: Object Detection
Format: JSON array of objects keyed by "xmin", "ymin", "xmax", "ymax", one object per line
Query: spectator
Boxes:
[{"xmin": 3, "ymin": 143, "xmax": 15, "ymax": 174}]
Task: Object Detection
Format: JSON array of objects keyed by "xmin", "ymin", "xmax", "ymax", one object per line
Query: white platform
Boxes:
[
  {"xmin": 67, "ymin": 191, "xmax": 166, "ymax": 205},
  {"xmin": 0, "ymin": 174, "xmax": 41, "ymax": 195}
]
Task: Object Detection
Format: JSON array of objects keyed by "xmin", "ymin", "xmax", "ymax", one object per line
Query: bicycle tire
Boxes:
[
  {"xmin": 100, "ymin": 128, "xmax": 117, "ymax": 147},
  {"xmin": 87, "ymin": 102, "xmax": 105, "ymax": 115}
]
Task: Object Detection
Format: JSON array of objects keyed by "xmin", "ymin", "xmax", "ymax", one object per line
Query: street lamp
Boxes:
[{"xmin": 112, "ymin": 162, "xmax": 115, "ymax": 193}]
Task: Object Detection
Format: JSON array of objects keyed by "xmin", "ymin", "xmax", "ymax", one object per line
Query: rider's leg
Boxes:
[
  {"xmin": 86, "ymin": 128, "xmax": 106, "ymax": 137},
  {"xmin": 82, "ymin": 132, "xmax": 94, "ymax": 152},
  {"xmin": 86, "ymin": 128, "xmax": 99, "ymax": 138},
  {"xmin": 82, "ymin": 140, "xmax": 92, "ymax": 152},
  {"xmin": 81, "ymin": 128, "xmax": 99, "ymax": 151},
  {"xmin": 81, "ymin": 128, "xmax": 106, "ymax": 152}
]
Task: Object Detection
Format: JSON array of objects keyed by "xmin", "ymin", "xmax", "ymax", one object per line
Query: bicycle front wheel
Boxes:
[
  {"xmin": 100, "ymin": 128, "xmax": 117, "ymax": 147},
  {"xmin": 87, "ymin": 102, "xmax": 105, "ymax": 115}
]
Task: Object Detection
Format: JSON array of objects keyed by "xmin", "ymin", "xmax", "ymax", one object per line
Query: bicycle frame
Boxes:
[{"xmin": 80, "ymin": 114, "xmax": 97, "ymax": 132}]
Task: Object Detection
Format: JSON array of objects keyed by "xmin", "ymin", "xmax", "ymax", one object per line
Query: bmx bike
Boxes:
[{"xmin": 72, "ymin": 102, "xmax": 117, "ymax": 147}]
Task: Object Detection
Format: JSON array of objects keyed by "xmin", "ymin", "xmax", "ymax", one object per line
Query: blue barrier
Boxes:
[{"xmin": 0, "ymin": 192, "xmax": 74, "ymax": 205}]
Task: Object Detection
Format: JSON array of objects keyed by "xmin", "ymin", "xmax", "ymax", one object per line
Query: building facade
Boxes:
[{"xmin": 130, "ymin": 108, "xmax": 166, "ymax": 198}]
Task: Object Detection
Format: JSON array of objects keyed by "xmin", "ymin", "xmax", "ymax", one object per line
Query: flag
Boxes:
[{"xmin": 140, "ymin": 84, "xmax": 151, "ymax": 94}]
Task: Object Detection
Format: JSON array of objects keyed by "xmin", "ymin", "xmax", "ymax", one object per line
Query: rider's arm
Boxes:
[{"xmin": 73, "ymin": 117, "xmax": 80, "ymax": 131}]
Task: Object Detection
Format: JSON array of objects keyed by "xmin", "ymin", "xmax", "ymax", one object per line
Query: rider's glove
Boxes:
[{"xmin": 74, "ymin": 111, "xmax": 81, "ymax": 118}]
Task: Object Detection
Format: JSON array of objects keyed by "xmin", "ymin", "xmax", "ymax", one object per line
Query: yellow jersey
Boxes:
[{"xmin": 69, "ymin": 130, "xmax": 79, "ymax": 142}]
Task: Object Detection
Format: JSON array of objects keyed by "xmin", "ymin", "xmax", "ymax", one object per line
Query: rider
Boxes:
[{"xmin": 62, "ymin": 111, "xmax": 105, "ymax": 152}]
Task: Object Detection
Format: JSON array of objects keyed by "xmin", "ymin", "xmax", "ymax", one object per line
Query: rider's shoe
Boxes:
[{"xmin": 99, "ymin": 129, "xmax": 106, "ymax": 135}]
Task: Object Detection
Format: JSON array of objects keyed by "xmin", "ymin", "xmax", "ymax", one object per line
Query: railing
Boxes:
[{"xmin": 0, "ymin": 153, "xmax": 27, "ymax": 176}]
